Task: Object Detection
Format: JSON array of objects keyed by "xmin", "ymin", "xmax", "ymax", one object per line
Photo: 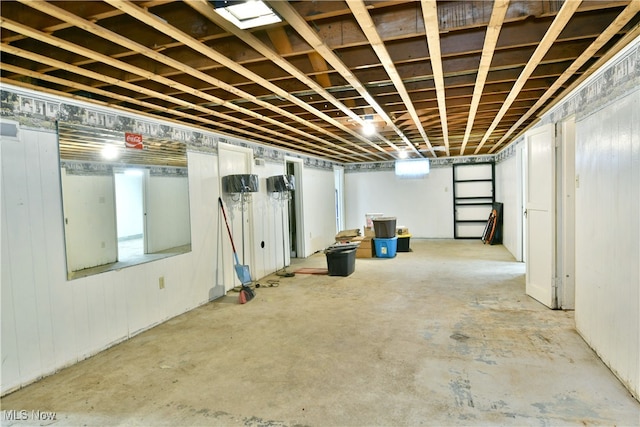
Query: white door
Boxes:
[
  {"xmin": 61, "ymin": 168, "xmax": 118, "ymax": 273},
  {"xmin": 525, "ymin": 123, "xmax": 557, "ymax": 308},
  {"xmin": 218, "ymin": 143, "xmax": 255, "ymax": 290}
]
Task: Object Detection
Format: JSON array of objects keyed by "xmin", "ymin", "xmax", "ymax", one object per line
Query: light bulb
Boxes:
[
  {"xmin": 362, "ymin": 121, "xmax": 375, "ymax": 136},
  {"xmin": 101, "ymin": 144, "xmax": 120, "ymax": 160}
]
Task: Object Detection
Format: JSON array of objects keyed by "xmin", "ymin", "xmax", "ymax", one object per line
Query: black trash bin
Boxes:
[{"xmin": 325, "ymin": 247, "xmax": 356, "ymax": 276}]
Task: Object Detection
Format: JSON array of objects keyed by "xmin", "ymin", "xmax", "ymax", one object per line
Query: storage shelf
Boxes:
[
  {"xmin": 455, "ymin": 196, "xmax": 493, "ymax": 200},
  {"xmin": 454, "ymin": 178, "xmax": 493, "ymax": 183},
  {"xmin": 455, "ymin": 202, "xmax": 494, "ymax": 206},
  {"xmin": 453, "ymin": 162, "xmax": 495, "ymax": 239}
]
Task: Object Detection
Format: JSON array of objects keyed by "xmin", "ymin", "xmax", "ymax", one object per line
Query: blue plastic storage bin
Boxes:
[{"xmin": 374, "ymin": 236, "xmax": 398, "ymax": 258}]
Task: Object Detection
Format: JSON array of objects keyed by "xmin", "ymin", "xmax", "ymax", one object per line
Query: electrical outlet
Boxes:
[{"xmin": 159, "ymin": 276, "xmax": 165, "ymax": 289}]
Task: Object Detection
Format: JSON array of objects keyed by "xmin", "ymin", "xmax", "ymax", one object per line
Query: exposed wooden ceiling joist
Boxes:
[
  {"xmin": 473, "ymin": 0, "xmax": 584, "ymax": 154},
  {"xmin": 1, "ymin": 1, "xmax": 637, "ymax": 162},
  {"xmin": 489, "ymin": 1, "xmax": 640, "ymax": 153},
  {"xmin": 421, "ymin": 0, "xmax": 450, "ymax": 156},
  {"xmin": 348, "ymin": 0, "xmax": 431, "ymax": 157},
  {"xmin": 103, "ymin": 0, "xmax": 385, "ymax": 160},
  {"xmin": 459, "ymin": 0, "xmax": 510, "ymax": 156},
  {"xmin": 269, "ymin": 0, "xmax": 409, "ymax": 157}
]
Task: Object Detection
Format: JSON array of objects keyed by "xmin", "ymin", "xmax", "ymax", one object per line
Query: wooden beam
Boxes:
[
  {"xmin": 473, "ymin": 0, "xmax": 583, "ymax": 154},
  {"xmin": 489, "ymin": 2, "xmax": 640, "ymax": 153},
  {"xmin": 269, "ymin": 0, "xmax": 407, "ymax": 157},
  {"xmin": 265, "ymin": 26, "xmax": 333, "ymax": 89},
  {"xmin": 306, "ymin": 52, "xmax": 333, "ymax": 89},
  {"xmin": 460, "ymin": 0, "xmax": 509, "ymax": 155},
  {"xmin": 0, "ymin": 16, "xmax": 373, "ymax": 162},
  {"xmin": 0, "ymin": 44, "xmax": 367, "ymax": 163},
  {"xmin": 1, "ymin": 0, "xmax": 174, "ymax": 43},
  {"xmin": 103, "ymin": 0, "xmax": 386, "ymax": 160},
  {"xmin": 421, "ymin": 0, "xmax": 450, "ymax": 156},
  {"xmin": 185, "ymin": 0, "xmax": 387, "ymax": 158},
  {"xmin": 14, "ymin": 0, "xmax": 382, "ymax": 161},
  {"xmin": 348, "ymin": 0, "xmax": 430, "ymax": 156}
]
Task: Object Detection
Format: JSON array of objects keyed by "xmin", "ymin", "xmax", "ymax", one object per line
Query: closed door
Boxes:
[
  {"xmin": 218, "ymin": 143, "xmax": 255, "ymax": 290},
  {"xmin": 525, "ymin": 124, "xmax": 556, "ymax": 308}
]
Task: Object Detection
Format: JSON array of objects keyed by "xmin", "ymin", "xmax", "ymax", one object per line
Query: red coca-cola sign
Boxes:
[{"xmin": 125, "ymin": 132, "xmax": 143, "ymax": 149}]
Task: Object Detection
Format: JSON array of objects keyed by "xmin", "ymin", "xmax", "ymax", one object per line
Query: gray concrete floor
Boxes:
[{"xmin": 2, "ymin": 239, "xmax": 639, "ymax": 426}]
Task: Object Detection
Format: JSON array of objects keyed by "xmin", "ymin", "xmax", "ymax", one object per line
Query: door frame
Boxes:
[
  {"xmin": 334, "ymin": 166, "xmax": 345, "ymax": 234},
  {"xmin": 517, "ymin": 142, "xmax": 526, "ymax": 262},
  {"xmin": 557, "ymin": 116, "xmax": 576, "ymax": 309},
  {"xmin": 285, "ymin": 156, "xmax": 305, "ymax": 258},
  {"xmin": 525, "ymin": 123, "xmax": 557, "ymax": 308},
  {"xmin": 218, "ymin": 142, "xmax": 255, "ymax": 290}
]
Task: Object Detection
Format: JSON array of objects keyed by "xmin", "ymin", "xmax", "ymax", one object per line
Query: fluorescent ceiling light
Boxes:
[
  {"xmin": 395, "ymin": 159, "xmax": 430, "ymax": 178},
  {"xmin": 213, "ymin": 0, "xmax": 281, "ymax": 29}
]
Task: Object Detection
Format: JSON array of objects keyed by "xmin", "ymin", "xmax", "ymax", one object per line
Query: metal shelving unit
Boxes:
[{"xmin": 452, "ymin": 162, "xmax": 495, "ymax": 239}]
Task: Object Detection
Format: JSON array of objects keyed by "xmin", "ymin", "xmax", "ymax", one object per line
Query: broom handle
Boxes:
[{"xmin": 218, "ymin": 197, "xmax": 238, "ymax": 254}]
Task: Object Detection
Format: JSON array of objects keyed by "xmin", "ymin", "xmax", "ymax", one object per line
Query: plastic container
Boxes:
[
  {"xmin": 374, "ymin": 236, "xmax": 398, "ymax": 258},
  {"xmin": 396, "ymin": 226, "xmax": 409, "ymax": 235},
  {"xmin": 326, "ymin": 248, "xmax": 356, "ymax": 276},
  {"xmin": 365, "ymin": 213, "xmax": 384, "ymax": 228},
  {"xmin": 373, "ymin": 217, "xmax": 397, "ymax": 238},
  {"xmin": 397, "ymin": 234, "xmax": 411, "ymax": 252}
]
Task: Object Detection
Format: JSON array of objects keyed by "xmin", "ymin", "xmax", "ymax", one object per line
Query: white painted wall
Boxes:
[
  {"xmin": 493, "ymin": 39, "xmax": 640, "ymax": 399},
  {"xmin": 251, "ymin": 161, "xmax": 292, "ymax": 280},
  {"xmin": 344, "ymin": 167, "xmax": 453, "ymax": 238},
  {"xmin": 495, "ymin": 143, "xmax": 524, "ymax": 261},
  {"xmin": 574, "ymin": 89, "xmax": 639, "ymax": 399},
  {"xmin": 1, "ymin": 130, "xmax": 222, "ymax": 394},
  {"xmin": 300, "ymin": 165, "xmax": 339, "ymax": 255},
  {"xmin": 1, "ymin": 122, "xmax": 339, "ymax": 395}
]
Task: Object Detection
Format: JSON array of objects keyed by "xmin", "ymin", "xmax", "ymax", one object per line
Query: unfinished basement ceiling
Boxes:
[{"xmin": 1, "ymin": 1, "xmax": 639, "ymax": 163}]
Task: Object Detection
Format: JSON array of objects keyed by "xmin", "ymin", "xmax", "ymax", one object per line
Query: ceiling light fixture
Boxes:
[
  {"xmin": 211, "ymin": 0, "xmax": 282, "ymax": 29},
  {"xmin": 362, "ymin": 114, "xmax": 375, "ymax": 136},
  {"xmin": 398, "ymin": 149, "xmax": 408, "ymax": 159},
  {"xmin": 101, "ymin": 144, "xmax": 120, "ymax": 160}
]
